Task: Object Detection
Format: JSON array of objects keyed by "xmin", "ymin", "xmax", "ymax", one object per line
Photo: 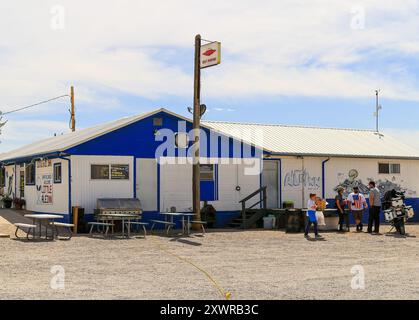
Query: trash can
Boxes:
[
  {"xmin": 72, "ymin": 206, "xmax": 87, "ymax": 233},
  {"xmin": 263, "ymin": 216, "xmax": 276, "ymax": 229},
  {"xmin": 286, "ymin": 209, "xmax": 304, "ymax": 233}
]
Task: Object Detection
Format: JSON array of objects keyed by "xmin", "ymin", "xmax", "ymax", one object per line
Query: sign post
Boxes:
[
  {"xmin": 192, "ymin": 34, "xmax": 202, "ymax": 224},
  {"xmin": 192, "ymin": 35, "xmax": 221, "ymax": 227}
]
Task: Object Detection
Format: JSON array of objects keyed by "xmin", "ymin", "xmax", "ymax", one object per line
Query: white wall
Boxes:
[
  {"xmin": 2, "ymin": 165, "xmax": 16, "ymax": 198},
  {"xmin": 71, "ymin": 155, "xmax": 134, "ymax": 213},
  {"xmin": 25, "ymin": 159, "xmax": 69, "ymax": 214},
  {"xmin": 269, "ymin": 156, "xmax": 419, "ymax": 208},
  {"xmin": 159, "ymin": 157, "xmax": 261, "ymax": 212},
  {"xmin": 280, "ymin": 156, "xmax": 323, "ymax": 208},
  {"xmin": 325, "ymin": 158, "xmax": 419, "ymax": 199},
  {"xmin": 136, "ymin": 158, "xmax": 157, "ymax": 211}
]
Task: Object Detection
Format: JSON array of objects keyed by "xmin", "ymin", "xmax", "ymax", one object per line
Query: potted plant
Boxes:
[
  {"xmin": 12, "ymin": 197, "xmax": 26, "ymax": 210},
  {"xmin": 1, "ymin": 194, "xmax": 13, "ymax": 208}
]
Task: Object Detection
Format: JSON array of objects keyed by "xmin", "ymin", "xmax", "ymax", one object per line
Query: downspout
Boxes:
[
  {"xmin": 14, "ymin": 163, "xmax": 17, "ymax": 198},
  {"xmin": 58, "ymin": 156, "xmax": 71, "ymax": 223},
  {"xmin": 278, "ymin": 158, "xmax": 282, "ymax": 208},
  {"xmin": 322, "ymin": 158, "xmax": 331, "ymax": 199}
]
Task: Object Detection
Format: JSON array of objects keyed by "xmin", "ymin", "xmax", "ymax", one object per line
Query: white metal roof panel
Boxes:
[{"xmin": 203, "ymin": 121, "xmax": 419, "ymax": 159}]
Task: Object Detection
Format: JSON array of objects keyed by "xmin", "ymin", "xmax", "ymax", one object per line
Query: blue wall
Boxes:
[{"xmin": 65, "ymin": 111, "xmax": 260, "ymax": 159}]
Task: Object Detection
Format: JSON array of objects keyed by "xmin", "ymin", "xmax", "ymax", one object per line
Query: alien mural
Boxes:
[{"xmin": 333, "ymin": 169, "xmax": 416, "ymax": 197}]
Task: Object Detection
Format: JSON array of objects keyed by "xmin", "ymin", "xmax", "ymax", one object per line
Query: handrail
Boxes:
[
  {"xmin": 239, "ymin": 186, "xmax": 267, "ymax": 203},
  {"xmin": 239, "ymin": 186, "xmax": 267, "ymax": 228}
]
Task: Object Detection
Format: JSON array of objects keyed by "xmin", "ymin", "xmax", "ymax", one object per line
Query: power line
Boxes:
[{"xmin": 0, "ymin": 94, "xmax": 70, "ymax": 116}]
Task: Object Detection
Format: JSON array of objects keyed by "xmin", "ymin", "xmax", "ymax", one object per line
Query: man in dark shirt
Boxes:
[{"xmin": 335, "ymin": 187, "xmax": 349, "ymax": 232}]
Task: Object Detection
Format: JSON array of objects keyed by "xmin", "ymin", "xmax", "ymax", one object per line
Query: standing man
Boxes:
[
  {"xmin": 347, "ymin": 186, "xmax": 368, "ymax": 232},
  {"xmin": 335, "ymin": 187, "xmax": 349, "ymax": 232},
  {"xmin": 367, "ymin": 181, "xmax": 381, "ymax": 234}
]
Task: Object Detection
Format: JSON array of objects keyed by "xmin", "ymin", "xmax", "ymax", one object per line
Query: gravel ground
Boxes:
[{"xmin": 1, "ymin": 225, "xmax": 419, "ymax": 300}]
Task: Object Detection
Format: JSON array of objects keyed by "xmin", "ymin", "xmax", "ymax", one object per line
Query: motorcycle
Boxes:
[{"xmin": 382, "ymin": 189, "xmax": 414, "ymax": 235}]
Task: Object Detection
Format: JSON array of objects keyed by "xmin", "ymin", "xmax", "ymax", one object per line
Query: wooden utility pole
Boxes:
[
  {"xmin": 192, "ymin": 34, "xmax": 201, "ymax": 221},
  {"xmin": 70, "ymin": 86, "xmax": 76, "ymax": 132}
]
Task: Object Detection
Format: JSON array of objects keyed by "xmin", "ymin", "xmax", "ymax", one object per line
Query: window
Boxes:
[
  {"xmin": 25, "ymin": 163, "xmax": 35, "ymax": 185},
  {"xmin": 91, "ymin": 165, "xmax": 110, "ymax": 180},
  {"xmin": 378, "ymin": 163, "xmax": 401, "ymax": 174},
  {"xmin": 91, "ymin": 164, "xmax": 130, "ymax": 180},
  {"xmin": 0, "ymin": 167, "xmax": 5, "ymax": 188},
  {"xmin": 110, "ymin": 165, "xmax": 129, "ymax": 180},
  {"xmin": 54, "ymin": 163, "xmax": 62, "ymax": 183},
  {"xmin": 175, "ymin": 132, "xmax": 188, "ymax": 148},
  {"xmin": 200, "ymin": 164, "xmax": 214, "ymax": 181},
  {"xmin": 390, "ymin": 163, "xmax": 401, "ymax": 174}
]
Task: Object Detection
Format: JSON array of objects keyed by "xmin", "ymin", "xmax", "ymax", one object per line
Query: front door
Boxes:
[{"xmin": 262, "ymin": 161, "xmax": 279, "ymax": 208}]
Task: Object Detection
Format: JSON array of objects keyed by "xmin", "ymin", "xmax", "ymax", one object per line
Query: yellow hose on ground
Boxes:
[{"xmin": 151, "ymin": 236, "xmax": 231, "ymax": 300}]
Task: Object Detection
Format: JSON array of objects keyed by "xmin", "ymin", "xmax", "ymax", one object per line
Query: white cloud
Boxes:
[
  {"xmin": 1, "ymin": 0, "xmax": 419, "ymax": 151},
  {"xmin": 0, "ymin": 120, "xmax": 69, "ymax": 152}
]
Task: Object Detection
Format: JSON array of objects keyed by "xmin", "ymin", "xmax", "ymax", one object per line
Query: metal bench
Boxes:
[
  {"xmin": 124, "ymin": 221, "xmax": 149, "ymax": 238},
  {"xmin": 191, "ymin": 221, "xmax": 207, "ymax": 234},
  {"xmin": 50, "ymin": 222, "xmax": 74, "ymax": 240},
  {"xmin": 14, "ymin": 223, "xmax": 37, "ymax": 240},
  {"xmin": 150, "ymin": 220, "xmax": 176, "ymax": 235},
  {"xmin": 88, "ymin": 222, "xmax": 114, "ymax": 237}
]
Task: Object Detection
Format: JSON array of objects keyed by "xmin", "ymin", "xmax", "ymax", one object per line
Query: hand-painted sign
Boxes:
[
  {"xmin": 284, "ymin": 169, "xmax": 321, "ymax": 189},
  {"xmin": 36, "ymin": 174, "xmax": 53, "ymax": 204},
  {"xmin": 200, "ymin": 42, "xmax": 221, "ymax": 69}
]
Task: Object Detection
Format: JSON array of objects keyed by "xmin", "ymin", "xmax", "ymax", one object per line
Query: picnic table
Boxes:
[
  {"xmin": 152, "ymin": 212, "xmax": 205, "ymax": 236},
  {"xmin": 24, "ymin": 214, "xmax": 64, "ymax": 240},
  {"xmin": 97, "ymin": 213, "xmax": 140, "ymax": 238}
]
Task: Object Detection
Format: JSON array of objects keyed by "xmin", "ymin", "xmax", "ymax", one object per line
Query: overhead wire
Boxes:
[{"xmin": 0, "ymin": 94, "xmax": 70, "ymax": 115}]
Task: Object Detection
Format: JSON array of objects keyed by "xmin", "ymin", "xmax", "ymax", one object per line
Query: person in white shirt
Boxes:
[
  {"xmin": 304, "ymin": 193, "xmax": 322, "ymax": 239},
  {"xmin": 347, "ymin": 186, "xmax": 368, "ymax": 232}
]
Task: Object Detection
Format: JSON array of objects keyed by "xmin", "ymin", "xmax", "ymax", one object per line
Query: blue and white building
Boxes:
[{"xmin": 1, "ymin": 107, "xmax": 419, "ymax": 225}]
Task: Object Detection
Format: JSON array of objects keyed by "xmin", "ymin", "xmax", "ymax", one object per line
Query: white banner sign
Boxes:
[{"xmin": 200, "ymin": 42, "xmax": 221, "ymax": 69}]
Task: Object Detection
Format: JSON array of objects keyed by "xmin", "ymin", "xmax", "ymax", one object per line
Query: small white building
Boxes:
[{"xmin": 1, "ymin": 108, "xmax": 419, "ymax": 225}]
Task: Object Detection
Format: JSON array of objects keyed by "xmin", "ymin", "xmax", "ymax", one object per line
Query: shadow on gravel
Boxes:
[{"xmin": 170, "ymin": 238, "xmax": 202, "ymax": 246}]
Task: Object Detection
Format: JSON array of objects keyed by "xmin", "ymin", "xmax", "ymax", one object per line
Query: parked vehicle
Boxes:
[{"xmin": 382, "ymin": 189, "xmax": 414, "ymax": 235}]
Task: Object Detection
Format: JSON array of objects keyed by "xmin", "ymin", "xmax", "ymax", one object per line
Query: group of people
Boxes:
[{"xmin": 305, "ymin": 181, "xmax": 382, "ymax": 238}]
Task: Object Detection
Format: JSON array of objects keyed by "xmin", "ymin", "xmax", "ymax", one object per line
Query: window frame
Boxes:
[
  {"xmin": 25, "ymin": 163, "xmax": 35, "ymax": 186},
  {"xmin": 200, "ymin": 164, "xmax": 214, "ymax": 181},
  {"xmin": 90, "ymin": 164, "xmax": 110, "ymax": 180},
  {"xmin": 378, "ymin": 162, "xmax": 401, "ymax": 174},
  {"xmin": 110, "ymin": 164, "xmax": 130, "ymax": 180},
  {"xmin": 53, "ymin": 163, "xmax": 62, "ymax": 184}
]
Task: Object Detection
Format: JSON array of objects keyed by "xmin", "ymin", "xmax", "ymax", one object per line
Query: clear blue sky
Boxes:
[{"xmin": 1, "ymin": 0, "xmax": 419, "ymax": 152}]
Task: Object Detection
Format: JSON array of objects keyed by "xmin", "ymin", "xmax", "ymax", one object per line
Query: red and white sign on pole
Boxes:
[{"xmin": 200, "ymin": 41, "xmax": 221, "ymax": 69}]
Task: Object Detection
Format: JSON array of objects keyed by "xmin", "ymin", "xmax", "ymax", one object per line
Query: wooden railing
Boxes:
[{"xmin": 239, "ymin": 186, "xmax": 267, "ymax": 228}]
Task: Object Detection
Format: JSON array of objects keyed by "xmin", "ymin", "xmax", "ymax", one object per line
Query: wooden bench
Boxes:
[
  {"xmin": 14, "ymin": 223, "xmax": 37, "ymax": 240},
  {"xmin": 191, "ymin": 221, "xmax": 207, "ymax": 234},
  {"xmin": 50, "ymin": 222, "xmax": 75, "ymax": 240},
  {"xmin": 150, "ymin": 220, "xmax": 176, "ymax": 235},
  {"xmin": 124, "ymin": 221, "xmax": 149, "ymax": 238},
  {"xmin": 88, "ymin": 222, "xmax": 114, "ymax": 237}
]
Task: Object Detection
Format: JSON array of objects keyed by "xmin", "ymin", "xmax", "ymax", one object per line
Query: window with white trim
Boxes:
[
  {"xmin": 378, "ymin": 163, "xmax": 401, "ymax": 174},
  {"xmin": 54, "ymin": 163, "xmax": 62, "ymax": 183},
  {"xmin": 200, "ymin": 164, "xmax": 214, "ymax": 181}
]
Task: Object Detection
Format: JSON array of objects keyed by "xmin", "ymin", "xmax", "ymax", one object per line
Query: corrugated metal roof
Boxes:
[
  {"xmin": 1, "ymin": 108, "xmax": 419, "ymax": 162},
  {"xmin": 203, "ymin": 120, "xmax": 419, "ymax": 159}
]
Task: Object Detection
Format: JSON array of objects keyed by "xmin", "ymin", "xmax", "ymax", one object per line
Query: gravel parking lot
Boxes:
[{"xmin": 1, "ymin": 225, "xmax": 419, "ymax": 300}]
